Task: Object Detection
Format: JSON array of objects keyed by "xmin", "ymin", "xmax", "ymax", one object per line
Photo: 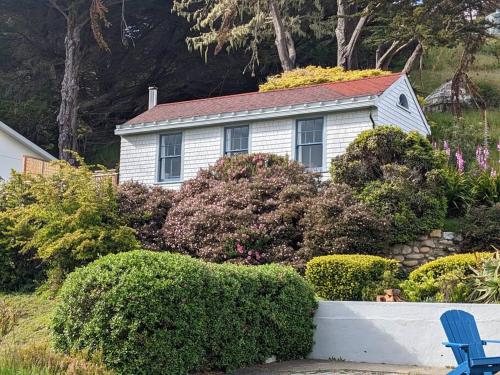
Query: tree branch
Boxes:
[{"xmin": 47, "ymin": 0, "xmax": 69, "ymax": 22}]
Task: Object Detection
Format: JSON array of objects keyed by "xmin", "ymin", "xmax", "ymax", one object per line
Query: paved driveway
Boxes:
[{"xmin": 233, "ymin": 360, "xmax": 448, "ymax": 375}]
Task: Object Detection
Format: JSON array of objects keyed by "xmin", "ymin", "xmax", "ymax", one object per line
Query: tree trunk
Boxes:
[
  {"xmin": 336, "ymin": 0, "xmax": 370, "ymax": 70},
  {"xmin": 402, "ymin": 41, "xmax": 423, "ymax": 75},
  {"xmin": 268, "ymin": 0, "xmax": 295, "ymax": 71},
  {"xmin": 57, "ymin": 16, "xmax": 82, "ymax": 162},
  {"xmin": 376, "ymin": 39, "xmax": 415, "ymax": 70}
]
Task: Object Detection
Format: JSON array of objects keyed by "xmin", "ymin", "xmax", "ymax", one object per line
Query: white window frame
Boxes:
[
  {"xmin": 295, "ymin": 117, "xmax": 324, "ymax": 172},
  {"xmin": 223, "ymin": 125, "xmax": 250, "ymax": 156},
  {"xmin": 157, "ymin": 132, "xmax": 183, "ymax": 182}
]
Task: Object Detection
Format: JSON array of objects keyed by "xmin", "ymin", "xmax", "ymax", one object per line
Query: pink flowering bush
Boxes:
[
  {"xmin": 163, "ymin": 154, "xmax": 320, "ymax": 268},
  {"xmin": 117, "ymin": 182, "xmax": 176, "ymax": 250}
]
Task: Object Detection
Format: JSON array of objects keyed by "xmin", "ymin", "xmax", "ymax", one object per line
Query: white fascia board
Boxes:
[
  {"xmin": 115, "ymin": 95, "xmax": 378, "ymax": 136},
  {"xmin": 0, "ymin": 120, "xmax": 56, "ymax": 160}
]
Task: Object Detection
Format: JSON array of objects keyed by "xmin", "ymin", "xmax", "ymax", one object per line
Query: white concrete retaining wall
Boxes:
[{"xmin": 310, "ymin": 301, "xmax": 500, "ymax": 368}]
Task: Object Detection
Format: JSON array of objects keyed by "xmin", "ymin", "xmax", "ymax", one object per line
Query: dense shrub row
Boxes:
[
  {"xmin": 52, "ymin": 251, "xmax": 317, "ymax": 375},
  {"xmin": 1, "ymin": 126, "xmax": 498, "ymax": 293},
  {"xmin": 305, "ymin": 254, "xmax": 400, "ymax": 301}
]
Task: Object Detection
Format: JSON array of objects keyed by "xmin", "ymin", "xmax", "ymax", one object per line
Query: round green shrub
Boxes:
[
  {"xmin": 305, "ymin": 254, "xmax": 400, "ymax": 301},
  {"xmin": 402, "ymin": 252, "xmax": 493, "ymax": 302},
  {"xmin": 408, "ymin": 252, "xmax": 493, "ymax": 283},
  {"xmin": 52, "ymin": 251, "xmax": 317, "ymax": 375}
]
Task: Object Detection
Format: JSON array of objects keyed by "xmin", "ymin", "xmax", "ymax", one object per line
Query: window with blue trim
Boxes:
[
  {"xmin": 158, "ymin": 133, "xmax": 182, "ymax": 181},
  {"xmin": 296, "ymin": 118, "xmax": 323, "ymax": 171},
  {"xmin": 224, "ymin": 125, "xmax": 249, "ymax": 155}
]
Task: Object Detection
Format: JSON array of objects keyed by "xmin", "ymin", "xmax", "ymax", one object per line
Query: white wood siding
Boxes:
[
  {"xmin": 251, "ymin": 118, "xmax": 293, "ymax": 156},
  {"xmin": 119, "ymin": 109, "xmax": 377, "ymax": 189},
  {"xmin": 325, "ymin": 110, "xmax": 374, "ymax": 162},
  {"xmin": 376, "ymin": 76, "xmax": 430, "ymax": 135}
]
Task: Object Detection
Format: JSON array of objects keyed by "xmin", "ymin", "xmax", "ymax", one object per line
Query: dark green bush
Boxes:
[
  {"xmin": 299, "ymin": 184, "xmax": 389, "ymax": 257},
  {"xmin": 359, "ymin": 165, "xmax": 447, "ymax": 243},
  {"xmin": 330, "ymin": 126, "xmax": 442, "ymax": 188},
  {"xmin": 330, "ymin": 126, "xmax": 446, "ymax": 243},
  {"xmin": 401, "ymin": 252, "xmax": 492, "ymax": 302},
  {"xmin": 462, "ymin": 205, "xmax": 500, "ymax": 251},
  {"xmin": 0, "ymin": 175, "xmax": 44, "ymax": 291},
  {"xmin": 52, "ymin": 251, "xmax": 317, "ymax": 375},
  {"xmin": 305, "ymin": 254, "xmax": 400, "ymax": 301}
]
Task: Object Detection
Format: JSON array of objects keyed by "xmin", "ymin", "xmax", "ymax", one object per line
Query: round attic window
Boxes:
[{"xmin": 399, "ymin": 94, "xmax": 409, "ymax": 109}]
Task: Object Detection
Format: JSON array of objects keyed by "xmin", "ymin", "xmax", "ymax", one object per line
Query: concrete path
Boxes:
[{"xmin": 233, "ymin": 360, "xmax": 448, "ymax": 375}]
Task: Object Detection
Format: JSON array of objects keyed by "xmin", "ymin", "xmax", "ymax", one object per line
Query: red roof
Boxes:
[{"xmin": 127, "ymin": 73, "xmax": 402, "ymax": 125}]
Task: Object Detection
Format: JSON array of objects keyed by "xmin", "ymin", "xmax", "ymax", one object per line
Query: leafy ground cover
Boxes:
[{"xmin": 0, "ymin": 294, "xmax": 110, "ymax": 375}]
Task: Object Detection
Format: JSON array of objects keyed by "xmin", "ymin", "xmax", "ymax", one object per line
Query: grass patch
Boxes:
[{"xmin": 0, "ymin": 294, "xmax": 111, "ymax": 375}]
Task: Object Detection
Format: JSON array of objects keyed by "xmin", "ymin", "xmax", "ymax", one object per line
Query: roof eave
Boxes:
[
  {"xmin": 115, "ymin": 95, "xmax": 378, "ymax": 136},
  {"xmin": 0, "ymin": 120, "xmax": 56, "ymax": 161}
]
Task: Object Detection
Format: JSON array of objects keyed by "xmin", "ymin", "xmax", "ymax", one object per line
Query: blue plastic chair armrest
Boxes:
[
  {"xmin": 482, "ymin": 339, "xmax": 500, "ymax": 345},
  {"xmin": 443, "ymin": 342, "xmax": 470, "ymax": 349}
]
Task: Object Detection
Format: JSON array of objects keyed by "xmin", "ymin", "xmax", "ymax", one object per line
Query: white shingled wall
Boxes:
[
  {"xmin": 377, "ymin": 75, "xmax": 430, "ymax": 135},
  {"xmin": 118, "ymin": 106, "xmax": 422, "ymax": 189}
]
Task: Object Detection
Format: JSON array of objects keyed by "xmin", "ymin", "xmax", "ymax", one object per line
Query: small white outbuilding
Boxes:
[{"xmin": 0, "ymin": 120, "xmax": 56, "ymax": 181}]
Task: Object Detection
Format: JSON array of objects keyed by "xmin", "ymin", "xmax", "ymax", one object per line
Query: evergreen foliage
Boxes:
[{"xmin": 52, "ymin": 250, "xmax": 317, "ymax": 375}]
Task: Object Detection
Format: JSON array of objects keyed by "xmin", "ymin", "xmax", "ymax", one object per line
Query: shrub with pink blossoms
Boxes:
[{"xmin": 163, "ymin": 154, "xmax": 320, "ymax": 268}]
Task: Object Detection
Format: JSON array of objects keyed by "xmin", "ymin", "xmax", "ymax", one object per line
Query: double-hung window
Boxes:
[
  {"xmin": 224, "ymin": 125, "xmax": 249, "ymax": 155},
  {"xmin": 296, "ymin": 118, "xmax": 323, "ymax": 171},
  {"xmin": 158, "ymin": 133, "xmax": 182, "ymax": 181}
]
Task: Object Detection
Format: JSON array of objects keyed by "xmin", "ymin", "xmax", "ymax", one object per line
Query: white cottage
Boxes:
[
  {"xmin": 0, "ymin": 120, "xmax": 56, "ymax": 181},
  {"xmin": 116, "ymin": 73, "xmax": 429, "ymax": 189}
]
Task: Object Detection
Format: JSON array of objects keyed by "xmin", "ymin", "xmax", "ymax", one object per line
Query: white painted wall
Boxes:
[
  {"xmin": 0, "ymin": 130, "xmax": 46, "ymax": 180},
  {"xmin": 310, "ymin": 301, "xmax": 500, "ymax": 368},
  {"xmin": 119, "ymin": 108, "xmax": 379, "ymax": 189},
  {"xmin": 377, "ymin": 76, "xmax": 430, "ymax": 135}
]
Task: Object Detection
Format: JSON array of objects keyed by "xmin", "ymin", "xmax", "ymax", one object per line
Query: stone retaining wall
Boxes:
[{"xmin": 387, "ymin": 230, "xmax": 463, "ymax": 269}]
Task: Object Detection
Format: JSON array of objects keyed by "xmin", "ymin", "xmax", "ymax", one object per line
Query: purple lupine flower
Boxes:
[
  {"xmin": 443, "ymin": 140, "xmax": 451, "ymax": 159},
  {"xmin": 492, "ymin": 169, "xmax": 497, "ymax": 178},
  {"xmin": 476, "ymin": 146, "xmax": 489, "ymax": 171},
  {"xmin": 497, "ymin": 141, "xmax": 500, "ymax": 164},
  {"xmin": 456, "ymin": 148, "xmax": 464, "ymax": 173}
]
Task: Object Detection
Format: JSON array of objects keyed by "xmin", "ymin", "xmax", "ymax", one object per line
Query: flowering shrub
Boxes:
[
  {"xmin": 163, "ymin": 154, "xmax": 319, "ymax": 268},
  {"xmin": 117, "ymin": 182, "xmax": 175, "ymax": 250},
  {"xmin": 330, "ymin": 127, "xmax": 447, "ymax": 243},
  {"xmin": 53, "ymin": 251, "xmax": 317, "ymax": 375},
  {"xmin": 299, "ymin": 184, "xmax": 389, "ymax": 257},
  {"xmin": 259, "ymin": 66, "xmax": 390, "ymax": 92}
]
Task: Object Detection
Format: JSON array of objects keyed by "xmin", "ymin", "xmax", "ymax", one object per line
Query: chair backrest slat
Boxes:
[{"xmin": 440, "ymin": 310, "xmax": 485, "ymax": 363}]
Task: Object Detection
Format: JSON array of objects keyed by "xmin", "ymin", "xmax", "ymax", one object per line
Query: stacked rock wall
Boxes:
[{"xmin": 387, "ymin": 230, "xmax": 463, "ymax": 269}]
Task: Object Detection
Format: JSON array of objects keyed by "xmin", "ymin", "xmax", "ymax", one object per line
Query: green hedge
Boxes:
[
  {"xmin": 52, "ymin": 251, "xmax": 317, "ymax": 375},
  {"xmin": 305, "ymin": 254, "xmax": 400, "ymax": 301},
  {"xmin": 402, "ymin": 252, "xmax": 493, "ymax": 302},
  {"xmin": 409, "ymin": 253, "xmax": 492, "ymax": 283}
]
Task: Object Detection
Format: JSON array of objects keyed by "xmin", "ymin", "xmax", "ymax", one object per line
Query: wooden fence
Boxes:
[{"xmin": 22, "ymin": 156, "xmax": 119, "ymax": 186}]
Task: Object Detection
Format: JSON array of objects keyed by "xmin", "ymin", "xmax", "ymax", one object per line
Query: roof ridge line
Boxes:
[{"xmin": 153, "ymin": 72, "xmax": 402, "ymax": 109}]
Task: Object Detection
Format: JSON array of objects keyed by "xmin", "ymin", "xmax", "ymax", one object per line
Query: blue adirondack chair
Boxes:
[{"xmin": 441, "ymin": 310, "xmax": 500, "ymax": 375}]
